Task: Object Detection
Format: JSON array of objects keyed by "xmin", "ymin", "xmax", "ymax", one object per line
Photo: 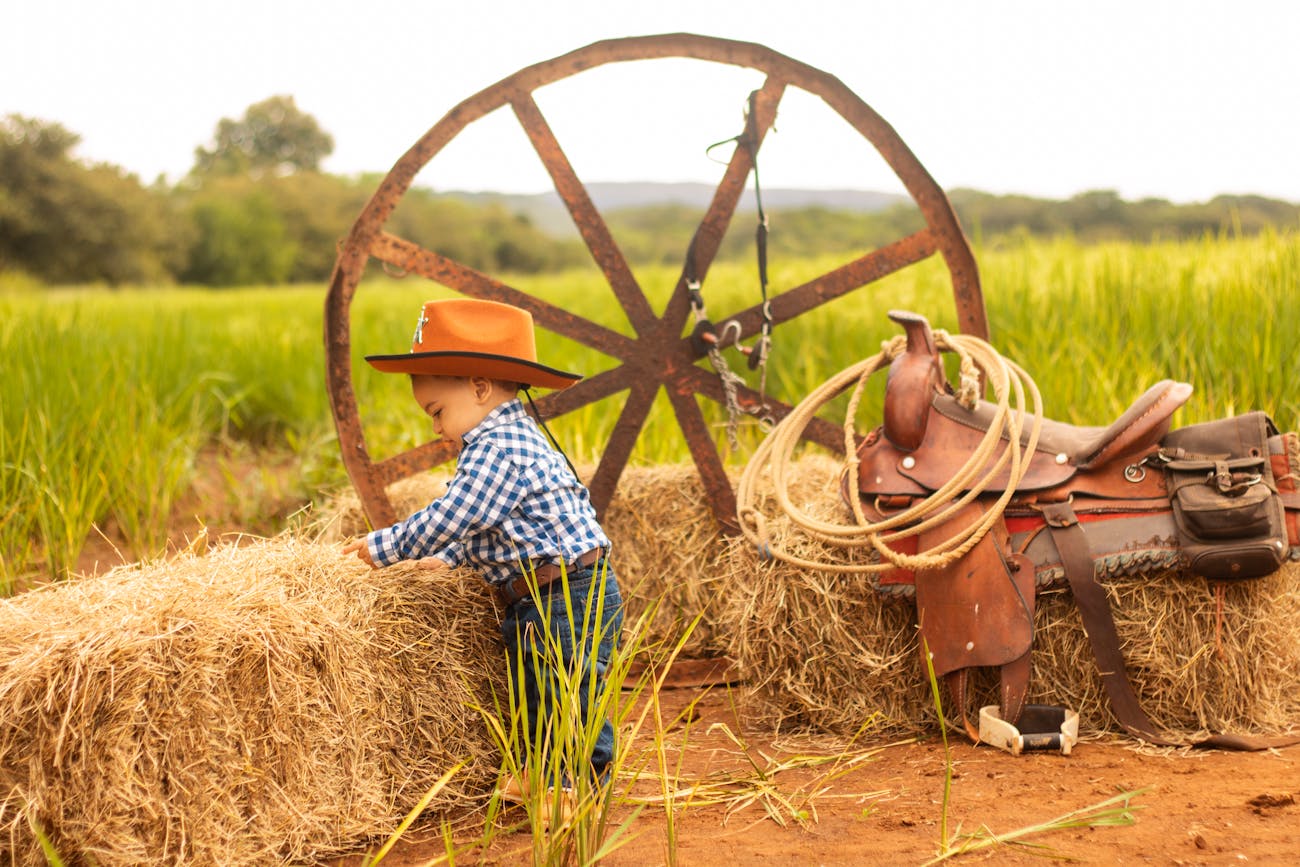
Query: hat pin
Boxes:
[{"xmin": 411, "ymin": 311, "xmax": 428, "ymax": 350}]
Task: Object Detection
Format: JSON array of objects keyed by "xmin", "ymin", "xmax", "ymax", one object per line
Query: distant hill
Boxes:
[
  {"xmin": 421, "ymin": 183, "xmax": 1300, "ymax": 269},
  {"xmin": 437, "ymin": 181, "xmax": 909, "ymax": 237}
]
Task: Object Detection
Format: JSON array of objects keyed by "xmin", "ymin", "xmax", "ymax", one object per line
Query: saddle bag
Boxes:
[{"xmin": 1160, "ymin": 412, "xmax": 1288, "ymax": 580}]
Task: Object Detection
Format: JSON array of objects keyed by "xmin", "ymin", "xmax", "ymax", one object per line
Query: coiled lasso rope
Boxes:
[{"xmin": 736, "ymin": 329, "xmax": 1045, "ymax": 573}]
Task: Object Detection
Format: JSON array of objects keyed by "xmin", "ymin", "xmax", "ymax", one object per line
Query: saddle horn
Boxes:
[{"xmin": 882, "ymin": 310, "xmax": 950, "ymax": 452}]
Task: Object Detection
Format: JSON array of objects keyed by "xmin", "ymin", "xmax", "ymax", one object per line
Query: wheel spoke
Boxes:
[
  {"xmin": 369, "ymin": 232, "xmax": 638, "ymax": 358},
  {"xmin": 373, "ymin": 440, "xmax": 460, "ymax": 489},
  {"xmin": 682, "ymin": 228, "xmax": 939, "ymax": 352},
  {"xmin": 662, "ymin": 387, "xmax": 740, "ymax": 532},
  {"xmin": 585, "ymin": 381, "xmax": 659, "ymax": 516},
  {"xmin": 661, "ymin": 76, "xmax": 787, "ymax": 333},
  {"xmin": 527, "ymin": 366, "xmax": 637, "ymax": 417},
  {"xmin": 509, "ymin": 92, "xmax": 658, "ymax": 334}
]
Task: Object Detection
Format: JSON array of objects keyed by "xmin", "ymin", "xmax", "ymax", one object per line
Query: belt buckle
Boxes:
[{"xmin": 496, "ymin": 574, "xmax": 531, "ymax": 607}]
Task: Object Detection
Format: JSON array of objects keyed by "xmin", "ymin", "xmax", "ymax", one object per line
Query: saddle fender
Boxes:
[{"xmin": 913, "ymin": 502, "xmax": 1036, "ymax": 739}]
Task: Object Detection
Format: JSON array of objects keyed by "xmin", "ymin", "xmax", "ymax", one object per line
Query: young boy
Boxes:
[{"xmin": 342, "ymin": 298, "xmax": 623, "ymax": 801}]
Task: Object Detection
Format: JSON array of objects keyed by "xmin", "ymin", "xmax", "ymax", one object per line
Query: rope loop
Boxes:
[{"xmin": 735, "ymin": 329, "xmax": 1044, "ymax": 574}]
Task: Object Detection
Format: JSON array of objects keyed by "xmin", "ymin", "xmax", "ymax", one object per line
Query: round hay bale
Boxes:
[
  {"xmin": 0, "ymin": 539, "xmax": 504, "ymax": 866},
  {"xmin": 721, "ymin": 455, "xmax": 1300, "ymax": 740}
]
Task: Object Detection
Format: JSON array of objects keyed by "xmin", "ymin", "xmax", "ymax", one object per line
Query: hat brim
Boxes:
[{"xmin": 364, "ymin": 351, "xmax": 581, "ymax": 390}]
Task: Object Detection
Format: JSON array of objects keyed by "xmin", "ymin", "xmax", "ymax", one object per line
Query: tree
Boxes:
[
  {"xmin": 191, "ymin": 95, "xmax": 334, "ymax": 179},
  {"xmin": 387, "ymin": 190, "xmax": 587, "ymax": 274},
  {"xmin": 0, "ymin": 115, "xmax": 187, "ymax": 284},
  {"xmin": 180, "ymin": 176, "xmax": 295, "ymax": 286},
  {"xmin": 260, "ymin": 171, "xmax": 371, "ymax": 282}
]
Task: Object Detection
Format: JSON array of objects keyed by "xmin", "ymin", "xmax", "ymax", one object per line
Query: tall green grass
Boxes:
[
  {"xmin": 1, "ymin": 231, "xmax": 1296, "ymax": 589},
  {"xmin": 0, "ymin": 289, "xmax": 335, "ymax": 584}
]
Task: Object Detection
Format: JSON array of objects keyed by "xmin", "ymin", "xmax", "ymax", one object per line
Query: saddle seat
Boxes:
[{"xmin": 860, "ymin": 379, "xmax": 1193, "ymax": 499}]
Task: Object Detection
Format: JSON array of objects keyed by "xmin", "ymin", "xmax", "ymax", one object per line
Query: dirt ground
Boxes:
[{"xmin": 338, "ymin": 684, "xmax": 1300, "ymax": 866}]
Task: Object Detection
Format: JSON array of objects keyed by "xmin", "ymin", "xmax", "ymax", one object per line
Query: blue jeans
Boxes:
[{"xmin": 499, "ymin": 561, "xmax": 623, "ymax": 782}]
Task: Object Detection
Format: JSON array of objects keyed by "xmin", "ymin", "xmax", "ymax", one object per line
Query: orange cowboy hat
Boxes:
[{"xmin": 365, "ymin": 298, "xmax": 581, "ymax": 390}]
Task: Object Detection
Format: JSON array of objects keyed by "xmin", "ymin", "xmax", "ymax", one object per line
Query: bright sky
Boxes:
[{"xmin": 5, "ymin": 0, "xmax": 1298, "ymax": 204}]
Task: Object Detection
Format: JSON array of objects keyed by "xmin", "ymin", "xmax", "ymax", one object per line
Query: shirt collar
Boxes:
[{"xmin": 462, "ymin": 397, "xmax": 526, "ymax": 445}]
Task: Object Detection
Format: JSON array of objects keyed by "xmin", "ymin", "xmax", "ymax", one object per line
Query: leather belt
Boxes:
[{"xmin": 495, "ymin": 548, "xmax": 604, "ymax": 607}]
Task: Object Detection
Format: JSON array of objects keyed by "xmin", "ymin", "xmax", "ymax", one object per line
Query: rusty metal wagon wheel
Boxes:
[{"xmin": 325, "ymin": 32, "xmax": 987, "ymax": 533}]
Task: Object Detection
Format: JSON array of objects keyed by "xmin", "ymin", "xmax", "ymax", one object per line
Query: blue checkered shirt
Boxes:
[{"xmin": 366, "ymin": 398, "xmax": 609, "ymax": 586}]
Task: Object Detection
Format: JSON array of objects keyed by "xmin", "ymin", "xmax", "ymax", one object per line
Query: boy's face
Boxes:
[{"xmin": 410, "ymin": 376, "xmax": 498, "ymax": 448}]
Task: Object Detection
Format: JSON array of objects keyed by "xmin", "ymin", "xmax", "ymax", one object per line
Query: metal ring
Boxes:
[
  {"xmin": 717, "ymin": 319, "xmax": 743, "ymax": 350},
  {"xmin": 1124, "ymin": 463, "xmax": 1147, "ymax": 483}
]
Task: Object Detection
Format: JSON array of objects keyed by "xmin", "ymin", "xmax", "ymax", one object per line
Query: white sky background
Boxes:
[{"xmin": 4, "ymin": 0, "xmax": 1298, "ymax": 204}]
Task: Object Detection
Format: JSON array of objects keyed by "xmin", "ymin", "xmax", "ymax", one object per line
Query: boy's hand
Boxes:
[
  {"xmin": 415, "ymin": 557, "xmax": 449, "ymax": 573},
  {"xmin": 342, "ymin": 539, "xmax": 377, "ymax": 569}
]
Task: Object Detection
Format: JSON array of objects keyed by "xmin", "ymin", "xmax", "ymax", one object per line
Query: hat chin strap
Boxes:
[{"xmin": 521, "ymin": 388, "xmax": 581, "ymax": 482}]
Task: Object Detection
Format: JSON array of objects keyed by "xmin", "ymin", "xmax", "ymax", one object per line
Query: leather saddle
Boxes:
[
  {"xmin": 848, "ymin": 311, "xmax": 1300, "ymax": 749},
  {"xmin": 871, "ymin": 313, "xmax": 1191, "ymax": 502}
]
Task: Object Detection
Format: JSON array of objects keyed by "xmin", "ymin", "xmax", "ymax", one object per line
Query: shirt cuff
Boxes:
[
  {"xmin": 437, "ymin": 543, "xmax": 465, "ymax": 568},
  {"xmin": 367, "ymin": 527, "xmax": 402, "ymax": 568}
]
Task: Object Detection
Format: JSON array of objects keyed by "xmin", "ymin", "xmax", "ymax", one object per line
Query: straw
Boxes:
[{"xmin": 5, "ymin": 456, "xmax": 1269, "ymax": 862}]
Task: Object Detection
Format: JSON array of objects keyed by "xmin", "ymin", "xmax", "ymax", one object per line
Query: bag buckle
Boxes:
[{"xmin": 1211, "ymin": 459, "xmax": 1263, "ymax": 494}]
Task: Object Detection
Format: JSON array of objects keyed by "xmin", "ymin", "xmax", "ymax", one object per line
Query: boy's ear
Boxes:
[{"xmin": 469, "ymin": 376, "xmax": 496, "ymax": 403}]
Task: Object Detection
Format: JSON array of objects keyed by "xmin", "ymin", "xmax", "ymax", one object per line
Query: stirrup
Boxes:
[{"xmin": 979, "ymin": 704, "xmax": 1079, "ymax": 756}]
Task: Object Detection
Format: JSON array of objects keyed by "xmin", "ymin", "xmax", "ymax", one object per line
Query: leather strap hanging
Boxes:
[{"xmin": 1040, "ymin": 500, "xmax": 1300, "ymax": 751}]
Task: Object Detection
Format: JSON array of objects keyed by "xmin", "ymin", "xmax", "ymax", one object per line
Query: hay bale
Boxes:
[
  {"xmin": 1030, "ymin": 568, "xmax": 1300, "ymax": 735},
  {"xmin": 0, "ymin": 539, "xmax": 504, "ymax": 866},
  {"xmin": 314, "ymin": 464, "xmax": 735, "ymax": 657},
  {"xmin": 721, "ymin": 455, "xmax": 1300, "ymax": 740},
  {"xmin": 719, "ymin": 454, "xmax": 933, "ymax": 734},
  {"xmin": 600, "ymin": 465, "xmax": 733, "ymax": 657}
]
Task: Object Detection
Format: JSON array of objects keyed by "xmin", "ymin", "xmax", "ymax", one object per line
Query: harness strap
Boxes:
[
  {"xmin": 942, "ymin": 652, "xmax": 1034, "ymax": 746},
  {"xmin": 683, "ymin": 90, "xmax": 775, "ymax": 442},
  {"xmin": 1040, "ymin": 501, "xmax": 1169, "ymax": 743},
  {"xmin": 740, "ymin": 90, "xmax": 773, "ymax": 378},
  {"xmin": 943, "ymin": 669, "xmax": 980, "ymax": 743}
]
